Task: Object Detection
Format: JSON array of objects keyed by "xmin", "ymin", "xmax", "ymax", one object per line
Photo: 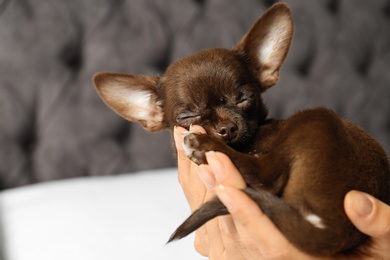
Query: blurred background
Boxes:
[{"xmin": 0, "ymin": 0, "xmax": 389, "ymax": 189}]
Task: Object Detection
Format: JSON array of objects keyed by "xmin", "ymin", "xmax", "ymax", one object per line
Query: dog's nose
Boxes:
[{"xmin": 216, "ymin": 122, "xmax": 238, "ymax": 141}]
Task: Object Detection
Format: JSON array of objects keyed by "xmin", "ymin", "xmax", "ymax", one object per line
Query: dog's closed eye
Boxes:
[
  {"xmin": 236, "ymin": 98, "xmax": 251, "ymax": 109},
  {"xmin": 176, "ymin": 112, "xmax": 201, "ymax": 126},
  {"xmin": 236, "ymin": 93, "xmax": 255, "ymax": 109}
]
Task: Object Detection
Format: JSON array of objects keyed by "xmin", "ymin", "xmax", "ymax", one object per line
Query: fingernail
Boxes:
[
  {"xmin": 349, "ymin": 191, "xmax": 374, "ymax": 218},
  {"xmin": 189, "ymin": 125, "xmax": 200, "ymax": 134},
  {"xmin": 197, "ymin": 165, "xmax": 216, "ymax": 189},
  {"xmin": 215, "ymin": 184, "xmax": 236, "ymax": 212},
  {"xmin": 189, "ymin": 124, "xmax": 198, "ymax": 133},
  {"xmin": 205, "ymin": 151, "xmax": 225, "ymax": 182}
]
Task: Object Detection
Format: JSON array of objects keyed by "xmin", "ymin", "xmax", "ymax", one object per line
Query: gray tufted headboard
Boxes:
[{"xmin": 0, "ymin": 0, "xmax": 389, "ymax": 189}]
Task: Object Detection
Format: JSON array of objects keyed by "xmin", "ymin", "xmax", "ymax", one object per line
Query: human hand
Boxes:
[
  {"xmin": 343, "ymin": 190, "xmax": 390, "ymax": 259},
  {"xmin": 174, "ymin": 125, "xmax": 390, "ymax": 259},
  {"xmin": 174, "ymin": 125, "xmax": 210, "ymax": 255},
  {"xmin": 175, "ymin": 125, "xmax": 248, "ymax": 258},
  {"xmin": 174, "ymin": 125, "xmax": 312, "ymax": 259}
]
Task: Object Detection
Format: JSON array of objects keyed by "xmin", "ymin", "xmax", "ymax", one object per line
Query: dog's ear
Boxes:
[
  {"xmin": 236, "ymin": 3, "xmax": 293, "ymax": 89},
  {"xmin": 93, "ymin": 72, "xmax": 165, "ymax": 132}
]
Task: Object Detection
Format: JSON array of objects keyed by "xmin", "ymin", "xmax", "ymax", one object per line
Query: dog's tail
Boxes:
[{"xmin": 168, "ymin": 188, "xmax": 366, "ymax": 256}]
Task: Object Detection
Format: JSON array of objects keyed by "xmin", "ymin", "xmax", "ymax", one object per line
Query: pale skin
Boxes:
[{"xmin": 174, "ymin": 125, "xmax": 390, "ymax": 260}]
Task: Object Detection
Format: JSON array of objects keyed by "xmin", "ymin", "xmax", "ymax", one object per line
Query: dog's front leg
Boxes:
[{"xmin": 183, "ymin": 133, "xmax": 289, "ymax": 194}]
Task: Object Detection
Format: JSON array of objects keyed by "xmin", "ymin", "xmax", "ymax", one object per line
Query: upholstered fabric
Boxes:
[{"xmin": 1, "ymin": 0, "xmax": 389, "ymax": 189}]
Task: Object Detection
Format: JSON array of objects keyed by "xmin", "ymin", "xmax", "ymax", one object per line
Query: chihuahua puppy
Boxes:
[{"xmin": 93, "ymin": 3, "xmax": 390, "ymax": 256}]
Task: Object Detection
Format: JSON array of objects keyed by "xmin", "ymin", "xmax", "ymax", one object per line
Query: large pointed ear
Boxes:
[
  {"xmin": 93, "ymin": 72, "xmax": 165, "ymax": 132},
  {"xmin": 236, "ymin": 3, "xmax": 294, "ymax": 89}
]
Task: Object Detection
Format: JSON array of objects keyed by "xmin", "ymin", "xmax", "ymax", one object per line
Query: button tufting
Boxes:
[{"xmin": 0, "ymin": 0, "xmax": 389, "ymax": 189}]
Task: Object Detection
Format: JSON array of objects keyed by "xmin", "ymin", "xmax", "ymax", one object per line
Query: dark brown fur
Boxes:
[{"xmin": 93, "ymin": 3, "xmax": 390, "ymax": 256}]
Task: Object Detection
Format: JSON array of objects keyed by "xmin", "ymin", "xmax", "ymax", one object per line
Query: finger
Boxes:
[
  {"xmin": 204, "ymin": 151, "xmax": 247, "ymax": 189},
  {"xmin": 177, "ymin": 125, "xmax": 211, "ymax": 255},
  {"xmin": 344, "ymin": 190, "xmax": 390, "ymax": 255},
  {"xmin": 193, "ymin": 166, "xmax": 216, "ymax": 257},
  {"xmin": 185, "ymin": 125, "xmax": 208, "ymax": 208},
  {"xmin": 201, "ymin": 217, "xmax": 225, "ymax": 259},
  {"xmin": 205, "ymin": 215, "xmax": 248, "ymax": 260},
  {"xmin": 217, "ymin": 216, "xmax": 251, "ymax": 260},
  {"xmin": 196, "ymin": 164, "xmax": 216, "ymax": 189},
  {"xmin": 344, "ymin": 191, "xmax": 390, "ymax": 238},
  {"xmin": 194, "ymin": 160, "xmax": 227, "ymax": 257},
  {"xmin": 194, "ymin": 227, "xmax": 209, "ymax": 257},
  {"xmin": 199, "ymin": 152, "xmax": 256, "ymax": 258},
  {"xmin": 175, "ymin": 126, "xmax": 203, "ymax": 209},
  {"xmin": 189, "ymin": 124, "xmax": 207, "ymax": 194},
  {"xmin": 189, "ymin": 124, "xmax": 207, "ymax": 134},
  {"xmin": 215, "ymin": 185, "xmax": 301, "ymax": 258},
  {"xmin": 174, "ymin": 126, "xmax": 190, "ymax": 168},
  {"xmin": 174, "ymin": 126, "xmax": 193, "ymax": 206}
]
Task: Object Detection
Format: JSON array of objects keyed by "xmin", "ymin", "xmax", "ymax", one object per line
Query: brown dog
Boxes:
[{"xmin": 93, "ymin": 3, "xmax": 390, "ymax": 256}]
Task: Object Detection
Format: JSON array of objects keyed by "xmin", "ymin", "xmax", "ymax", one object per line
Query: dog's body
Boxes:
[{"xmin": 93, "ymin": 3, "xmax": 390, "ymax": 256}]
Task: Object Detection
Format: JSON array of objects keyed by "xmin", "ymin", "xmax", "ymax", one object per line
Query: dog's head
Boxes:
[{"xmin": 93, "ymin": 3, "xmax": 293, "ymax": 149}]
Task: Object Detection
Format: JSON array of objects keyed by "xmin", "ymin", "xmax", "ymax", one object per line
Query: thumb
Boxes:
[{"xmin": 344, "ymin": 190, "xmax": 390, "ymax": 247}]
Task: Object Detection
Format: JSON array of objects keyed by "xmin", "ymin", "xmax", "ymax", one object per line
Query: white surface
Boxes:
[{"xmin": 0, "ymin": 168, "xmax": 205, "ymax": 260}]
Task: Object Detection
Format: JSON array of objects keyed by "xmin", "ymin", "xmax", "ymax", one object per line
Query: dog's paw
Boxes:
[
  {"xmin": 183, "ymin": 132, "xmax": 230, "ymax": 165},
  {"xmin": 182, "ymin": 132, "xmax": 208, "ymax": 165}
]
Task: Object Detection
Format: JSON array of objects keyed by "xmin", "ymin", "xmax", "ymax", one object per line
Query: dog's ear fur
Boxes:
[
  {"xmin": 236, "ymin": 3, "xmax": 294, "ymax": 89},
  {"xmin": 93, "ymin": 72, "xmax": 165, "ymax": 132}
]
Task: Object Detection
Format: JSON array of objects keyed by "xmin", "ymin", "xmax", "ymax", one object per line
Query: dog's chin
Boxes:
[
  {"xmin": 212, "ymin": 131, "xmax": 255, "ymax": 152},
  {"xmin": 229, "ymin": 135, "xmax": 254, "ymax": 151}
]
